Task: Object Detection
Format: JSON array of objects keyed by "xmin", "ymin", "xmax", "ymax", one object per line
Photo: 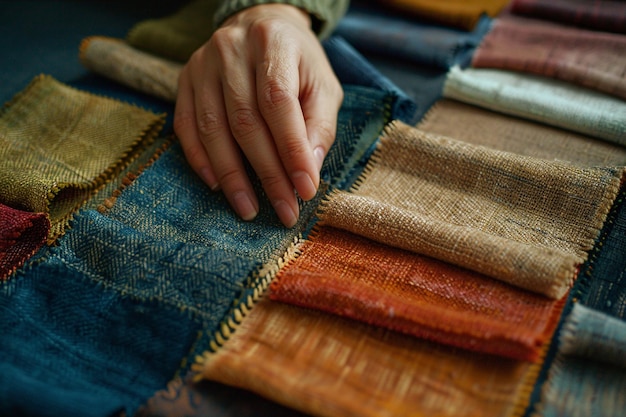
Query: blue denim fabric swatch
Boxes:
[
  {"xmin": 324, "ymin": 36, "xmax": 417, "ymax": 124},
  {"xmin": 578, "ymin": 186, "xmax": 626, "ymax": 319},
  {"xmin": 0, "ymin": 84, "xmax": 393, "ymax": 417},
  {"xmin": 0, "ymin": 259, "xmax": 201, "ymax": 417},
  {"xmin": 535, "ymin": 303, "xmax": 626, "ymax": 417},
  {"xmin": 335, "ymin": 5, "xmax": 491, "ymax": 69}
]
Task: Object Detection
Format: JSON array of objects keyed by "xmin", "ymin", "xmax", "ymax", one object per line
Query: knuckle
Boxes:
[
  {"xmin": 280, "ymin": 138, "xmax": 308, "ymax": 162},
  {"xmin": 260, "ymin": 77, "xmax": 295, "ymax": 108},
  {"xmin": 216, "ymin": 165, "xmax": 243, "ymax": 189},
  {"xmin": 229, "ymin": 107, "xmax": 260, "ymax": 141},
  {"xmin": 173, "ymin": 110, "xmax": 195, "ymax": 137},
  {"xmin": 196, "ymin": 109, "xmax": 221, "ymax": 138}
]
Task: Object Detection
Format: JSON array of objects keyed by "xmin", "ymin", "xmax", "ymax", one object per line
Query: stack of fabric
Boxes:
[{"xmin": 1, "ymin": 1, "xmax": 625, "ymax": 416}]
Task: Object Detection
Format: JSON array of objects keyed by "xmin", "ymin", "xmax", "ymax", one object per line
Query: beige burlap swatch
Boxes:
[
  {"xmin": 194, "ymin": 298, "xmax": 535, "ymax": 417},
  {"xmin": 417, "ymin": 98, "xmax": 626, "ymax": 167},
  {"xmin": 318, "ymin": 121, "xmax": 623, "ymax": 299},
  {"xmin": 80, "ymin": 36, "xmax": 182, "ymax": 102}
]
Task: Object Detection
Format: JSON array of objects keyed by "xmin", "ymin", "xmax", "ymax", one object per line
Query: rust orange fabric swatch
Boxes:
[
  {"xmin": 270, "ymin": 225, "xmax": 565, "ymax": 362},
  {"xmin": 378, "ymin": 0, "xmax": 510, "ymax": 30},
  {"xmin": 417, "ymin": 98, "xmax": 626, "ymax": 167},
  {"xmin": 472, "ymin": 14, "xmax": 626, "ymax": 101},
  {"xmin": 195, "ymin": 299, "xmax": 536, "ymax": 417}
]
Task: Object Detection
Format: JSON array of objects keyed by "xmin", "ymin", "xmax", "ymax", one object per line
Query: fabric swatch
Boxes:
[
  {"xmin": 126, "ymin": 0, "xmax": 219, "ymax": 63},
  {"xmin": 443, "ymin": 66, "xmax": 626, "ymax": 146},
  {"xmin": 80, "ymin": 36, "xmax": 182, "ymax": 102},
  {"xmin": 194, "ymin": 298, "xmax": 536, "ymax": 417},
  {"xmin": 417, "ymin": 98, "xmax": 626, "ymax": 167},
  {"xmin": 270, "ymin": 225, "xmax": 565, "ymax": 361},
  {"xmin": 578, "ymin": 184, "xmax": 626, "ymax": 319},
  {"xmin": 472, "ymin": 14, "xmax": 626, "ymax": 101},
  {"xmin": 334, "ymin": 6, "xmax": 491, "ymax": 69},
  {"xmin": 532, "ymin": 303, "xmax": 626, "ymax": 417},
  {"xmin": 0, "ymin": 203, "xmax": 49, "ymax": 280},
  {"xmin": 372, "ymin": 0, "xmax": 510, "ymax": 30},
  {"xmin": 0, "ymin": 258, "xmax": 203, "ymax": 417},
  {"xmin": 318, "ymin": 121, "xmax": 623, "ymax": 299},
  {"xmin": 0, "ymin": 75, "xmax": 164, "ymax": 242},
  {"xmin": 510, "ymin": 0, "xmax": 626, "ymax": 34},
  {"xmin": 134, "ymin": 375, "xmax": 311, "ymax": 417}
]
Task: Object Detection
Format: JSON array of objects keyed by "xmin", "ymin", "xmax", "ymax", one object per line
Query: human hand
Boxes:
[{"xmin": 174, "ymin": 4, "xmax": 343, "ymax": 227}]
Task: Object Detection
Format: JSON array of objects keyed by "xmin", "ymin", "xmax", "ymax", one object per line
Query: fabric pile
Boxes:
[{"xmin": 1, "ymin": 1, "xmax": 625, "ymax": 416}]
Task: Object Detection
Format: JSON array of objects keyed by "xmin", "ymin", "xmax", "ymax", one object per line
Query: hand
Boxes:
[{"xmin": 174, "ymin": 4, "xmax": 343, "ymax": 227}]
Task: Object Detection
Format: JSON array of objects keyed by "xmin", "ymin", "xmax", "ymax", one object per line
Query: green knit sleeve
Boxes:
[{"xmin": 213, "ymin": 0, "xmax": 350, "ymax": 39}]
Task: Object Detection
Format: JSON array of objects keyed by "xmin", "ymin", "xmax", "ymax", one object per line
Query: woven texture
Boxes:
[
  {"xmin": 418, "ymin": 98, "xmax": 626, "ymax": 167},
  {"xmin": 0, "ymin": 75, "xmax": 164, "ymax": 242},
  {"xmin": 80, "ymin": 37, "xmax": 182, "ymax": 102},
  {"xmin": 195, "ymin": 299, "xmax": 535, "ymax": 417},
  {"xmin": 510, "ymin": 0, "xmax": 626, "ymax": 34},
  {"xmin": 271, "ymin": 225, "xmax": 565, "ymax": 361},
  {"xmin": 0, "ymin": 258, "xmax": 203, "ymax": 417},
  {"xmin": 443, "ymin": 66, "xmax": 626, "ymax": 146},
  {"xmin": 533, "ymin": 304, "xmax": 626, "ymax": 417},
  {"xmin": 319, "ymin": 121, "xmax": 623, "ymax": 299},
  {"xmin": 135, "ymin": 375, "xmax": 311, "ymax": 417},
  {"xmin": 0, "ymin": 203, "xmax": 49, "ymax": 280},
  {"xmin": 472, "ymin": 14, "xmax": 626, "ymax": 101},
  {"xmin": 378, "ymin": 0, "xmax": 510, "ymax": 30},
  {"xmin": 578, "ymin": 185, "xmax": 626, "ymax": 319},
  {"xmin": 335, "ymin": 6, "xmax": 491, "ymax": 69}
]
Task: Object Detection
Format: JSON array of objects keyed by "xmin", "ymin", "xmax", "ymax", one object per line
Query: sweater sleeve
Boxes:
[{"xmin": 212, "ymin": 0, "xmax": 350, "ymax": 39}]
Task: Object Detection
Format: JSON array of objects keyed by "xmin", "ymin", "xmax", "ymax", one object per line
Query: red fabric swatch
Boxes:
[
  {"xmin": 1, "ymin": 203, "xmax": 49, "ymax": 280},
  {"xmin": 472, "ymin": 14, "xmax": 626, "ymax": 100}
]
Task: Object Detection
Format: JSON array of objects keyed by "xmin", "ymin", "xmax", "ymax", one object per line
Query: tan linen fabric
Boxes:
[
  {"xmin": 318, "ymin": 121, "xmax": 623, "ymax": 299},
  {"xmin": 0, "ymin": 75, "xmax": 164, "ymax": 242},
  {"xmin": 80, "ymin": 37, "xmax": 182, "ymax": 102},
  {"xmin": 417, "ymin": 98, "xmax": 626, "ymax": 167},
  {"xmin": 195, "ymin": 298, "xmax": 536, "ymax": 417}
]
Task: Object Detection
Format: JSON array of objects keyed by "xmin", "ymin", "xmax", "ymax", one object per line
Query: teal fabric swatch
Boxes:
[{"xmin": 534, "ymin": 303, "xmax": 626, "ymax": 417}]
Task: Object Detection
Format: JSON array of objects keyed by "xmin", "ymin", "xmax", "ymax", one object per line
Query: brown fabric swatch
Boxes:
[
  {"xmin": 270, "ymin": 225, "xmax": 565, "ymax": 362},
  {"xmin": 195, "ymin": 299, "xmax": 536, "ymax": 417},
  {"xmin": 318, "ymin": 121, "xmax": 623, "ymax": 299},
  {"xmin": 472, "ymin": 14, "xmax": 626, "ymax": 101},
  {"xmin": 417, "ymin": 98, "xmax": 626, "ymax": 167}
]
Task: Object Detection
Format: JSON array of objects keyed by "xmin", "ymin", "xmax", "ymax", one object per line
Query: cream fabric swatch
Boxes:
[{"xmin": 443, "ymin": 66, "xmax": 626, "ymax": 146}]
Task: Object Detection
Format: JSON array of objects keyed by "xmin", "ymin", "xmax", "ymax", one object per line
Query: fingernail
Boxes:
[
  {"xmin": 314, "ymin": 146, "xmax": 326, "ymax": 171},
  {"xmin": 273, "ymin": 199, "xmax": 298, "ymax": 228},
  {"xmin": 201, "ymin": 168, "xmax": 220, "ymax": 191},
  {"xmin": 291, "ymin": 171, "xmax": 317, "ymax": 201},
  {"xmin": 233, "ymin": 191, "xmax": 257, "ymax": 221}
]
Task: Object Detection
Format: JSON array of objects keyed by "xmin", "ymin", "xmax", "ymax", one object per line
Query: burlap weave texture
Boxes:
[
  {"xmin": 319, "ymin": 121, "xmax": 623, "ymax": 299},
  {"xmin": 0, "ymin": 75, "xmax": 164, "ymax": 242},
  {"xmin": 417, "ymin": 98, "xmax": 626, "ymax": 167}
]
